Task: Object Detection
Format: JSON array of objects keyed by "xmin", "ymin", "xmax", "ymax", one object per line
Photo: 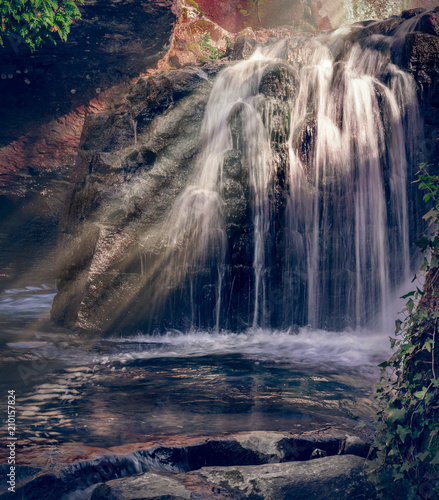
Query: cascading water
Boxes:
[
  {"xmin": 156, "ymin": 44, "xmax": 282, "ymax": 331},
  {"xmin": 284, "ymin": 31, "xmax": 421, "ymax": 330},
  {"xmin": 150, "ymin": 19, "xmax": 422, "ymax": 333}
]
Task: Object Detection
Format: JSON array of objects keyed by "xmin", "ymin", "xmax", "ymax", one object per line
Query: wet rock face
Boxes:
[
  {"xmin": 401, "ymin": 32, "xmax": 439, "ymax": 85},
  {"xmin": 0, "ymin": 0, "xmax": 180, "ymax": 287},
  {"xmin": 51, "ymin": 63, "xmax": 224, "ymax": 332},
  {"xmin": 399, "ymin": 31, "xmax": 439, "ymax": 166},
  {"xmin": 51, "ymin": 43, "xmax": 302, "ymax": 334},
  {"xmin": 259, "ymin": 62, "xmax": 297, "ymax": 101}
]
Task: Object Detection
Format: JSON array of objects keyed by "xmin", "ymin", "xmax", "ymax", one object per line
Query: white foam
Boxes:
[{"xmin": 103, "ymin": 326, "xmax": 392, "ymax": 369}]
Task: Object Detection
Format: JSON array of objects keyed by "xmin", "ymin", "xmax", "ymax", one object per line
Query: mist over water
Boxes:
[
  {"xmin": 99, "ymin": 274, "xmax": 419, "ymax": 369},
  {"xmin": 0, "ymin": 280, "xmax": 412, "ymax": 370},
  {"xmin": 0, "ymin": 285, "xmax": 55, "ymax": 323}
]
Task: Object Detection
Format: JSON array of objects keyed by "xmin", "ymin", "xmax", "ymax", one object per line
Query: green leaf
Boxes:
[
  {"xmin": 417, "ymin": 451, "xmax": 430, "ymax": 461},
  {"xmin": 423, "ymin": 207, "xmax": 439, "ymax": 225},
  {"xmin": 423, "ymin": 340, "xmax": 433, "ymax": 352},
  {"xmin": 386, "ymin": 408, "xmax": 407, "ymax": 424},
  {"xmin": 400, "ymin": 462, "xmax": 412, "ymax": 472},
  {"xmin": 396, "ymin": 425, "xmax": 410, "ymax": 443},
  {"xmin": 420, "ymin": 257, "xmax": 430, "ymax": 271},
  {"xmin": 413, "ymin": 388, "xmax": 428, "ymax": 399},
  {"xmin": 0, "ymin": 0, "xmax": 82, "ymax": 50},
  {"xmin": 416, "ymin": 236, "xmax": 432, "ymax": 252}
]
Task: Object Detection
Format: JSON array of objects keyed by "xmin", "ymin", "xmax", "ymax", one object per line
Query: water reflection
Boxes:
[{"xmin": 0, "ymin": 286, "xmax": 382, "ymax": 460}]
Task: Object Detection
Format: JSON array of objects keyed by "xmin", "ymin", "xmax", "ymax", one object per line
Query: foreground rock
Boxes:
[
  {"xmin": 90, "ymin": 455, "xmax": 376, "ymax": 500},
  {"xmin": 0, "ymin": 431, "xmax": 373, "ymax": 499}
]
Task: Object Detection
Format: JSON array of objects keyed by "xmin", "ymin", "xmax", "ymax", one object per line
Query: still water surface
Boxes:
[{"xmin": 0, "ymin": 285, "xmax": 392, "ymax": 455}]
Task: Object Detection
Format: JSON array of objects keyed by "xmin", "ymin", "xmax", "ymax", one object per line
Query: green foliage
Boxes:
[
  {"xmin": 187, "ymin": 0, "xmax": 204, "ymax": 15},
  {"xmin": 371, "ymin": 164, "xmax": 439, "ymax": 499},
  {"xmin": 200, "ymin": 33, "xmax": 225, "ymax": 60},
  {"xmin": 0, "ymin": 0, "xmax": 84, "ymax": 51}
]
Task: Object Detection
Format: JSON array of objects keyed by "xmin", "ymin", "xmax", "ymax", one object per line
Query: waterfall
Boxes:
[
  {"xmin": 284, "ymin": 33, "xmax": 420, "ymax": 329},
  {"xmin": 150, "ymin": 22, "xmax": 422, "ymax": 332}
]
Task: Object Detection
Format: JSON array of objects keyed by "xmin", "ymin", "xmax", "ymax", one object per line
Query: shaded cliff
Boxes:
[{"xmin": 0, "ymin": 0, "xmax": 180, "ymax": 287}]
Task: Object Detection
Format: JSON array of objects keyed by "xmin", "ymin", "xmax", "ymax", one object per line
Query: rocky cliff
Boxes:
[{"xmin": 51, "ymin": 8, "xmax": 439, "ymax": 335}]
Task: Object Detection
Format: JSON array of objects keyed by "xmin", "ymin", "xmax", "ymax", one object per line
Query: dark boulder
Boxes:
[
  {"xmin": 400, "ymin": 32, "xmax": 439, "ymax": 94},
  {"xmin": 402, "ymin": 8, "xmax": 427, "ymax": 19},
  {"xmin": 231, "ymin": 36, "xmax": 261, "ymax": 60},
  {"xmin": 259, "ymin": 62, "xmax": 297, "ymax": 101},
  {"xmin": 359, "ymin": 16, "xmax": 405, "ymax": 37},
  {"xmin": 418, "ymin": 11, "xmax": 439, "ymax": 36}
]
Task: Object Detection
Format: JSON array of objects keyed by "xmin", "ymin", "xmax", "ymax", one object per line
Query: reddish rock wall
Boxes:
[{"xmin": 196, "ymin": 0, "xmax": 307, "ymax": 33}]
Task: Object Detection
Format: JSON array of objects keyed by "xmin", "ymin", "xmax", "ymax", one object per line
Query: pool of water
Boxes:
[{"xmin": 0, "ymin": 285, "xmax": 391, "ymax": 461}]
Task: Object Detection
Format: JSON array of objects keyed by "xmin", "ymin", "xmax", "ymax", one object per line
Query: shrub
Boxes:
[{"xmin": 0, "ymin": 0, "xmax": 84, "ymax": 51}]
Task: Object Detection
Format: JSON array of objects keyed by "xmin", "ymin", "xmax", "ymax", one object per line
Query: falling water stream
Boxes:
[{"xmin": 154, "ymin": 20, "xmax": 421, "ymax": 333}]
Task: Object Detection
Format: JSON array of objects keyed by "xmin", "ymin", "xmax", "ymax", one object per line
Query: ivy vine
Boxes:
[{"xmin": 371, "ymin": 164, "xmax": 439, "ymax": 499}]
